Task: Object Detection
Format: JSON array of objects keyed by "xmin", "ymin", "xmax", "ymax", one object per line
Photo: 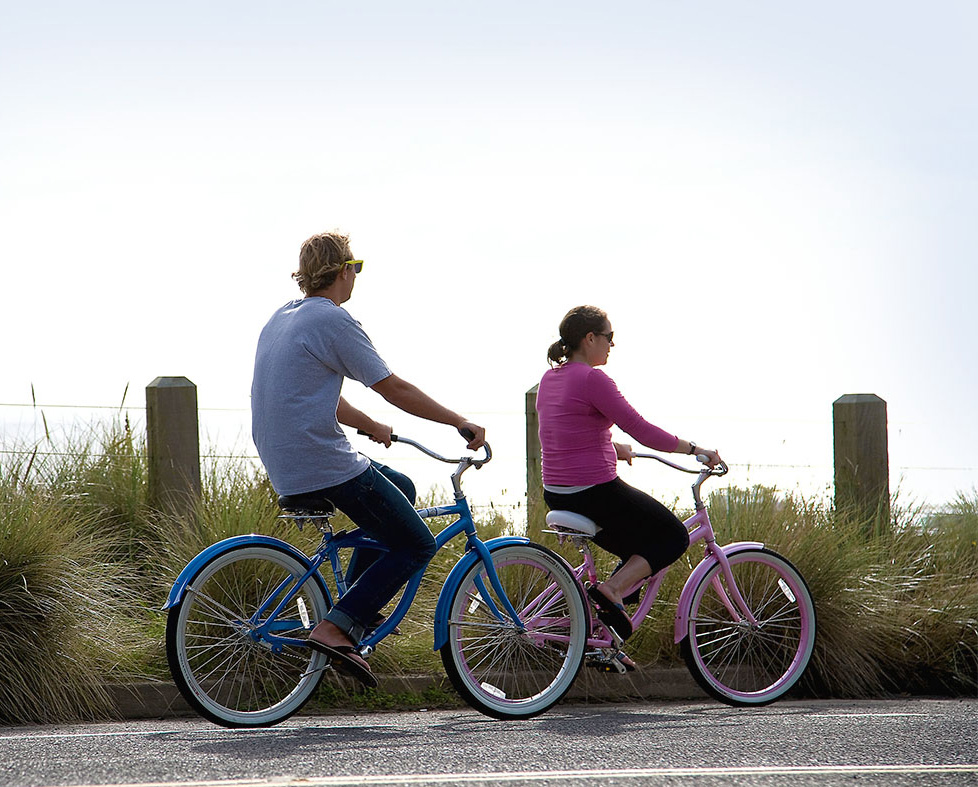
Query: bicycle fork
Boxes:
[
  {"xmin": 706, "ymin": 544, "xmax": 760, "ymax": 627},
  {"xmin": 468, "ymin": 537, "xmax": 528, "ymax": 630}
]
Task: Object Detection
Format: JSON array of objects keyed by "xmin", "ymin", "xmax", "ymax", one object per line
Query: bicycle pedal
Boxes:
[
  {"xmin": 585, "ymin": 654, "xmax": 628, "ymax": 675},
  {"xmin": 587, "ymin": 662, "xmax": 617, "ymax": 673},
  {"xmin": 585, "ymin": 656, "xmax": 614, "ymax": 672}
]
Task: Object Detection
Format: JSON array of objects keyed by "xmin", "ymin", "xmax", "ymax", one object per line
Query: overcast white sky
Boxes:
[{"xmin": 2, "ymin": 1, "xmax": 975, "ymax": 512}]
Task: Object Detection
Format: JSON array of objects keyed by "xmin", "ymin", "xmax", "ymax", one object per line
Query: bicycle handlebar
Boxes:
[
  {"xmin": 631, "ymin": 452, "xmax": 728, "ymax": 509},
  {"xmin": 356, "ymin": 430, "xmax": 493, "ymax": 467},
  {"xmin": 632, "ymin": 452, "xmax": 729, "ymax": 477}
]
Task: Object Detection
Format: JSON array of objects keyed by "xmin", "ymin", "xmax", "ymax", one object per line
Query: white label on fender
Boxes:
[{"xmin": 297, "ymin": 597, "xmax": 311, "ymax": 629}]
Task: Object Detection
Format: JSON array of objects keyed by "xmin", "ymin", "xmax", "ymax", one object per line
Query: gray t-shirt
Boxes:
[{"xmin": 251, "ymin": 297, "xmax": 391, "ymax": 495}]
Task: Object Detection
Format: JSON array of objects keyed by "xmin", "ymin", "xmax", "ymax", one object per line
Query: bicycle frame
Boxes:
[
  {"xmin": 569, "ymin": 506, "xmax": 764, "ymax": 649},
  {"xmin": 164, "ymin": 436, "xmax": 531, "ymax": 656},
  {"xmin": 556, "ymin": 455, "xmax": 765, "ymax": 649}
]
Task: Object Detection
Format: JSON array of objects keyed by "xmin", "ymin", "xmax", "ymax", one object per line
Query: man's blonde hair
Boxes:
[{"xmin": 292, "ymin": 231, "xmax": 353, "ymax": 295}]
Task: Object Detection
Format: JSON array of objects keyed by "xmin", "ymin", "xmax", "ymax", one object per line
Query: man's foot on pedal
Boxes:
[{"xmin": 306, "ymin": 621, "xmax": 378, "ymax": 688}]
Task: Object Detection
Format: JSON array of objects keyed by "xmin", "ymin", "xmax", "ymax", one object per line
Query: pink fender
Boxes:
[{"xmin": 674, "ymin": 541, "xmax": 765, "ymax": 643}]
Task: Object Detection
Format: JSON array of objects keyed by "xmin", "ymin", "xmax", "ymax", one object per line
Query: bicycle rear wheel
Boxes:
[
  {"xmin": 680, "ymin": 547, "xmax": 816, "ymax": 706},
  {"xmin": 166, "ymin": 544, "xmax": 330, "ymax": 727},
  {"xmin": 440, "ymin": 543, "xmax": 587, "ymax": 719}
]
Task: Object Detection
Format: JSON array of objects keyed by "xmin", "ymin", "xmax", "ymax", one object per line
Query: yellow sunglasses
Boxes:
[{"xmin": 346, "ymin": 260, "xmax": 363, "ymax": 273}]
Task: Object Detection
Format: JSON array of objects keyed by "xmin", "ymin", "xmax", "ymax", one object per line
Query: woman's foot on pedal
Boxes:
[{"xmin": 587, "ymin": 583, "xmax": 633, "ymax": 640}]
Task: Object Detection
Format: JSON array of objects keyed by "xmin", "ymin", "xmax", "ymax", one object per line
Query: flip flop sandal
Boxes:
[
  {"xmin": 588, "ymin": 584, "xmax": 633, "ymax": 640},
  {"xmin": 306, "ymin": 639, "xmax": 379, "ymax": 688}
]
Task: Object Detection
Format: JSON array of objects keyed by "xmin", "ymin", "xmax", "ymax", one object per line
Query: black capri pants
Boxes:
[{"xmin": 543, "ymin": 477, "xmax": 689, "ymax": 576}]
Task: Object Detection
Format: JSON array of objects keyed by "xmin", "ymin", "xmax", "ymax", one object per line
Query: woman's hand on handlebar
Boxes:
[
  {"xmin": 457, "ymin": 421, "xmax": 486, "ymax": 451},
  {"xmin": 614, "ymin": 441, "xmax": 635, "ymax": 465},
  {"xmin": 697, "ymin": 447, "xmax": 723, "ymax": 469}
]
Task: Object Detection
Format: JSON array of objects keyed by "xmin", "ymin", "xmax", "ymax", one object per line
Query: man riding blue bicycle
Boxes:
[{"xmin": 251, "ymin": 230, "xmax": 484, "ymax": 687}]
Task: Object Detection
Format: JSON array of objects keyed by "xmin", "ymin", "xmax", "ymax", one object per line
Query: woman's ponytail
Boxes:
[{"xmin": 547, "ymin": 338, "xmax": 568, "ymax": 366}]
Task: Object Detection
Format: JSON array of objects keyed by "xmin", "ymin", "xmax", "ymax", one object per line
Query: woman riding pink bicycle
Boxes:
[{"xmin": 536, "ymin": 305, "xmax": 722, "ymax": 653}]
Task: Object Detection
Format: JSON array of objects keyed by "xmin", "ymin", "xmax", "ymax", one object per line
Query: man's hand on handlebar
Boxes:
[
  {"xmin": 360, "ymin": 422, "xmax": 394, "ymax": 447},
  {"xmin": 457, "ymin": 421, "xmax": 486, "ymax": 451}
]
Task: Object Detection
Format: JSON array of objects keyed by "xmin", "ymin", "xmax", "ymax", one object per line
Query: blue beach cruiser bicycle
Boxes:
[{"xmin": 164, "ymin": 434, "xmax": 588, "ymax": 727}]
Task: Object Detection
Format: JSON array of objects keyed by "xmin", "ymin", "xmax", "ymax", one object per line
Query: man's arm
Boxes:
[
  {"xmin": 370, "ymin": 374, "xmax": 485, "ymax": 449},
  {"xmin": 337, "ymin": 396, "xmax": 393, "ymax": 447}
]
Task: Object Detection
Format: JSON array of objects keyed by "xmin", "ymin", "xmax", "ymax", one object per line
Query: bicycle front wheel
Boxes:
[
  {"xmin": 166, "ymin": 544, "xmax": 330, "ymax": 727},
  {"xmin": 680, "ymin": 548, "xmax": 816, "ymax": 706},
  {"xmin": 440, "ymin": 543, "xmax": 587, "ymax": 720}
]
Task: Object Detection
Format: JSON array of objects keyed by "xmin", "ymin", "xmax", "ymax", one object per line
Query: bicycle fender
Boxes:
[
  {"xmin": 162, "ymin": 534, "xmax": 330, "ymax": 610},
  {"xmin": 432, "ymin": 536, "xmax": 530, "ymax": 651},
  {"xmin": 674, "ymin": 541, "xmax": 764, "ymax": 644}
]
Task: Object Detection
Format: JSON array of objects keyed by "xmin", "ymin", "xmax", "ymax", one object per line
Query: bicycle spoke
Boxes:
[
  {"xmin": 683, "ymin": 550, "xmax": 816, "ymax": 705},
  {"xmin": 442, "ymin": 545, "xmax": 586, "ymax": 718},
  {"xmin": 168, "ymin": 547, "xmax": 329, "ymax": 726}
]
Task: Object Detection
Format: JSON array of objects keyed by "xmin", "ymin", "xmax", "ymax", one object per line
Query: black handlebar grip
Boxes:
[
  {"xmin": 357, "ymin": 429, "xmax": 398, "ymax": 442},
  {"xmin": 459, "ymin": 427, "xmax": 475, "ymax": 441}
]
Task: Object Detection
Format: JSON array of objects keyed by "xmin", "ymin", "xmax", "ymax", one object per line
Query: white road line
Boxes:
[
  {"xmin": 34, "ymin": 764, "xmax": 978, "ymax": 787},
  {"xmin": 814, "ymin": 713, "xmax": 930, "ymax": 718}
]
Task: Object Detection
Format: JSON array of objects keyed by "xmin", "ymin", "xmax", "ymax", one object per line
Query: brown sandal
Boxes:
[{"xmin": 306, "ymin": 640, "xmax": 378, "ymax": 688}]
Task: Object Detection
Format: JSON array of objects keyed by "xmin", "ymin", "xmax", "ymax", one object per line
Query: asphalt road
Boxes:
[{"xmin": 3, "ymin": 698, "xmax": 977, "ymax": 787}]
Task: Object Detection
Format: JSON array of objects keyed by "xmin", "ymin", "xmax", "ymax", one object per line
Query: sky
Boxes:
[{"xmin": 2, "ymin": 1, "xmax": 976, "ymax": 515}]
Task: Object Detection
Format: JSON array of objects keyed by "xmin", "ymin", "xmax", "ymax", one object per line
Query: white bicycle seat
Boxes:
[{"xmin": 545, "ymin": 510, "xmax": 601, "ymax": 536}]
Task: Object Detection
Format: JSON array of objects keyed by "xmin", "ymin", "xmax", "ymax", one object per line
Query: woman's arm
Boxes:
[
  {"xmin": 587, "ymin": 370, "xmax": 722, "ymax": 466},
  {"xmin": 585, "ymin": 370, "xmax": 679, "ymax": 452}
]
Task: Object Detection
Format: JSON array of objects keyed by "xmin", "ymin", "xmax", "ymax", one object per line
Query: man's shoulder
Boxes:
[{"xmin": 280, "ymin": 298, "xmax": 360, "ymax": 329}]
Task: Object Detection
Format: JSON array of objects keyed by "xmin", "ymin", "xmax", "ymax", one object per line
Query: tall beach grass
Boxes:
[
  {"xmin": 0, "ymin": 431, "xmax": 149, "ymax": 723},
  {"xmin": 1, "ymin": 416, "xmax": 975, "ymax": 723}
]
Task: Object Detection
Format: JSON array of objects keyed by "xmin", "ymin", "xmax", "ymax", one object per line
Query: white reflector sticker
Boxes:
[
  {"xmin": 297, "ymin": 597, "xmax": 311, "ymax": 629},
  {"xmin": 481, "ymin": 682, "xmax": 507, "ymax": 699},
  {"xmin": 778, "ymin": 578, "xmax": 796, "ymax": 603}
]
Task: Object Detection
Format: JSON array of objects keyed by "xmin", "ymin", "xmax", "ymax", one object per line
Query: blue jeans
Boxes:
[
  {"xmin": 344, "ymin": 462, "xmax": 417, "ymax": 587},
  {"xmin": 317, "ymin": 461, "xmax": 433, "ymax": 643}
]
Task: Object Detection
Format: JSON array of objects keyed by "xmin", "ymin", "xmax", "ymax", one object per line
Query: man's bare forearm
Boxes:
[
  {"xmin": 371, "ymin": 374, "xmax": 485, "ymax": 449},
  {"xmin": 371, "ymin": 375, "xmax": 464, "ymax": 427},
  {"xmin": 337, "ymin": 397, "xmax": 374, "ymax": 431}
]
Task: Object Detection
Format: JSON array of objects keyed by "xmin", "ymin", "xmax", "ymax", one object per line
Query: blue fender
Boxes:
[
  {"xmin": 433, "ymin": 536, "xmax": 530, "ymax": 651},
  {"xmin": 162, "ymin": 534, "xmax": 331, "ymax": 610},
  {"xmin": 674, "ymin": 541, "xmax": 765, "ymax": 643}
]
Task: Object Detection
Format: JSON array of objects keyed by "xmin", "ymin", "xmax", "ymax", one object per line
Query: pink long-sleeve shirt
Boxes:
[{"xmin": 536, "ymin": 363, "xmax": 679, "ymax": 486}]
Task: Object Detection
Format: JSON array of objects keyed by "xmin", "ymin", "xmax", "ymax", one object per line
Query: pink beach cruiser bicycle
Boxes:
[{"xmin": 545, "ymin": 452, "xmax": 817, "ymax": 706}]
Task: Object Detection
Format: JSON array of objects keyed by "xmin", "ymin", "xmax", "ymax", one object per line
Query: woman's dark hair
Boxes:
[{"xmin": 546, "ymin": 305, "xmax": 608, "ymax": 366}]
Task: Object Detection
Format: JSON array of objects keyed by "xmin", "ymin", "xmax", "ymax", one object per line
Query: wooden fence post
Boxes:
[
  {"xmin": 833, "ymin": 393, "xmax": 890, "ymax": 534},
  {"xmin": 526, "ymin": 384, "xmax": 543, "ymax": 539},
  {"xmin": 146, "ymin": 376, "xmax": 201, "ymax": 519}
]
